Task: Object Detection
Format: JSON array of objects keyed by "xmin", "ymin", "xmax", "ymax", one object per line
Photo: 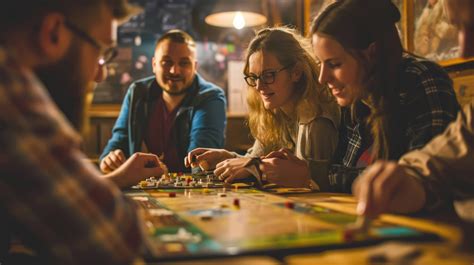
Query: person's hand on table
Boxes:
[
  {"xmin": 261, "ymin": 148, "xmax": 311, "ymax": 188},
  {"xmin": 213, "ymin": 157, "xmax": 253, "ymax": 183},
  {"xmin": 352, "ymin": 160, "xmax": 427, "ymax": 218},
  {"xmin": 184, "ymin": 148, "xmax": 235, "ymax": 171},
  {"xmin": 100, "ymin": 149, "xmax": 126, "ymax": 173},
  {"xmin": 106, "ymin": 152, "xmax": 167, "ymax": 188}
]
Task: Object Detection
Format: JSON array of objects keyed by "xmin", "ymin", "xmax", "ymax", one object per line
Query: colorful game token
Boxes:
[
  {"xmin": 139, "ymin": 181, "xmax": 148, "ymax": 188},
  {"xmin": 233, "ymin": 198, "xmax": 240, "ymax": 208},
  {"xmin": 200, "ymin": 215, "xmax": 212, "ymax": 221},
  {"xmin": 217, "ymin": 192, "xmax": 227, "ymax": 197},
  {"xmin": 285, "ymin": 201, "xmax": 295, "ymax": 209},
  {"xmin": 343, "ymin": 229, "xmax": 354, "ymax": 242},
  {"xmin": 169, "ymin": 192, "xmax": 176, "ymax": 198}
]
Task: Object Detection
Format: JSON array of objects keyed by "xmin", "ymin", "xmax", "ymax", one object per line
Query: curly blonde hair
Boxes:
[{"xmin": 244, "ymin": 27, "xmax": 332, "ymax": 152}]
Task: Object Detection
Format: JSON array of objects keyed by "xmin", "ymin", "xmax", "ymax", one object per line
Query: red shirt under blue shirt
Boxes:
[{"xmin": 145, "ymin": 95, "xmax": 185, "ymax": 172}]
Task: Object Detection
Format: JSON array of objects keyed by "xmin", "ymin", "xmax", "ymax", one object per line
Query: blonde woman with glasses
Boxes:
[{"xmin": 185, "ymin": 27, "xmax": 340, "ymax": 189}]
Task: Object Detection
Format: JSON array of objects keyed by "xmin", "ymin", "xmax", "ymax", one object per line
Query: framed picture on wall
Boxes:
[
  {"xmin": 307, "ymin": 0, "xmax": 473, "ymax": 67},
  {"xmin": 412, "ymin": 0, "xmax": 459, "ymax": 64},
  {"xmin": 308, "ymin": 0, "xmax": 405, "ymax": 47}
]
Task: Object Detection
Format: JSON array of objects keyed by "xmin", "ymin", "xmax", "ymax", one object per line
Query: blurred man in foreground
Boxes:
[{"xmin": 0, "ymin": 0, "xmax": 164, "ymax": 263}]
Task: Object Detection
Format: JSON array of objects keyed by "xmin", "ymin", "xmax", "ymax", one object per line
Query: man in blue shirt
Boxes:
[{"xmin": 100, "ymin": 30, "xmax": 227, "ymax": 175}]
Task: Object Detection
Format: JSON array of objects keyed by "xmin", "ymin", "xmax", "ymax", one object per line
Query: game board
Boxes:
[{"xmin": 126, "ymin": 188, "xmax": 440, "ymax": 262}]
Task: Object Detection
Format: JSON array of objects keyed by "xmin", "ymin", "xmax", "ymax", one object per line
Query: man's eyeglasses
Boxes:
[
  {"xmin": 64, "ymin": 20, "xmax": 118, "ymax": 66},
  {"xmin": 244, "ymin": 64, "xmax": 293, "ymax": 87}
]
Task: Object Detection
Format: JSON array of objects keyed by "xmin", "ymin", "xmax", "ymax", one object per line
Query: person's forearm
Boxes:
[{"xmin": 103, "ymin": 170, "xmax": 128, "ymax": 188}]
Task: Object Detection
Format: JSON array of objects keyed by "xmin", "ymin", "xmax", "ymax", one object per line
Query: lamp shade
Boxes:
[{"xmin": 205, "ymin": 0, "xmax": 267, "ymax": 29}]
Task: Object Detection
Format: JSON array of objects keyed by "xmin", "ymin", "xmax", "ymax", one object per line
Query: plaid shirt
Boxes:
[
  {"xmin": 0, "ymin": 48, "xmax": 145, "ymax": 264},
  {"xmin": 327, "ymin": 55, "xmax": 460, "ymax": 193}
]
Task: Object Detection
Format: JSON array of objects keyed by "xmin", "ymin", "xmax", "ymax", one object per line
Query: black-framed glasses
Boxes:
[
  {"xmin": 64, "ymin": 20, "xmax": 118, "ymax": 65},
  {"xmin": 244, "ymin": 64, "xmax": 293, "ymax": 87}
]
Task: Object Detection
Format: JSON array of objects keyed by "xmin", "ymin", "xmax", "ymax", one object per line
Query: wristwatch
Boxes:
[{"xmin": 243, "ymin": 157, "xmax": 264, "ymax": 187}]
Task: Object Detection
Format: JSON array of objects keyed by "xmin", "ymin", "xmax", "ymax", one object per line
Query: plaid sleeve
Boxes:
[
  {"xmin": 401, "ymin": 59, "xmax": 460, "ymax": 151},
  {"xmin": 0, "ymin": 57, "xmax": 144, "ymax": 264}
]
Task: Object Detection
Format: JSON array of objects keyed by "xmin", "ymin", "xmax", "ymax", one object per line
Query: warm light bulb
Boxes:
[
  {"xmin": 134, "ymin": 35, "xmax": 142, "ymax": 46},
  {"xmin": 233, "ymin": 12, "xmax": 245, "ymax": 30}
]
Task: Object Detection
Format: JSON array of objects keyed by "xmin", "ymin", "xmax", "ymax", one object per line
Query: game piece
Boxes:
[
  {"xmin": 343, "ymin": 228, "xmax": 355, "ymax": 242},
  {"xmin": 148, "ymin": 209, "xmax": 173, "ymax": 216},
  {"xmin": 132, "ymin": 196, "xmax": 149, "ymax": 201},
  {"xmin": 285, "ymin": 201, "xmax": 295, "ymax": 209},
  {"xmin": 169, "ymin": 192, "xmax": 176, "ymax": 197},
  {"xmin": 160, "ymin": 228, "xmax": 202, "ymax": 244},
  {"xmin": 164, "ymin": 243, "xmax": 184, "ymax": 253},
  {"xmin": 217, "ymin": 192, "xmax": 227, "ymax": 197},
  {"xmin": 203, "ymin": 188, "xmax": 210, "ymax": 193},
  {"xmin": 233, "ymin": 198, "xmax": 240, "ymax": 208},
  {"xmin": 139, "ymin": 181, "xmax": 148, "ymax": 188},
  {"xmin": 200, "ymin": 215, "xmax": 212, "ymax": 221},
  {"xmin": 160, "ymin": 179, "xmax": 169, "ymax": 185},
  {"xmin": 140, "ymin": 180, "xmax": 156, "ymax": 188}
]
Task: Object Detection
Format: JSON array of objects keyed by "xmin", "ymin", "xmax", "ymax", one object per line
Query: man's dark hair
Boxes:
[
  {"xmin": 0, "ymin": 0, "xmax": 140, "ymax": 41},
  {"xmin": 155, "ymin": 29, "xmax": 196, "ymax": 50}
]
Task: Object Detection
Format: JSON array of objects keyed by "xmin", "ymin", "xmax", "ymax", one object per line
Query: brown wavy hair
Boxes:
[
  {"xmin": 244, "ymin": 27, "xmax": 333, "ymax": 152},
  {"xmin": 311, "ymin": 0, "xmax": 404, "ymax": 160}
]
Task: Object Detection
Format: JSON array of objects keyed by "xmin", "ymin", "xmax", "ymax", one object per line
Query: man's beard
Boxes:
[
  {"xmin": 161, "ymin": 74, "xmax": 194, "ymax": 96},
  {"xmin": 34, "ymin": 43, "xmax": 88, "ymax": 133},
  {"xmin": 163, "ymin": 86, "xmax": 190, "ymax": 96}
]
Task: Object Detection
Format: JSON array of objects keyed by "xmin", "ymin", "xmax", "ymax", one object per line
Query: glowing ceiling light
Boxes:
[
  {"xmin": 233, "ymin": 12, "xmax": 246, "ymax": 30},
  {"xmin": 205, "ymin": 1, "xmax": 267, "ymax": 29}
]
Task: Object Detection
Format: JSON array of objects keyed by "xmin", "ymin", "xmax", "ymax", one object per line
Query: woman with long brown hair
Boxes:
[
  {"xmin": 310, "ymin": 0, "xmax": 459, "ymax": 192},
  {"xmin": 185, "ymin": 27, "xmax": 339, "ymax": 188}
]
